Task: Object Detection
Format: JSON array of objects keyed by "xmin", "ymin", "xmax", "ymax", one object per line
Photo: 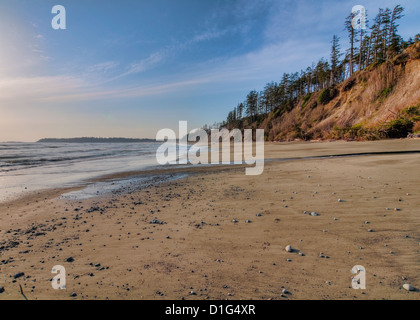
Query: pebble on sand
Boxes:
[
  {"xmin": 403, "ymin": 284, "xmax": 415, "ymax": 292},
  {"xmin": 285, "ymin": 245, "xmax": 293, "ymax": 253},
  {"xmin": 311, "ymin": 212, "xmax": 319, "ymax": 217},
  {"xmin": 13, "ymin": 272, "xmax": 25, "ymax": 280}
]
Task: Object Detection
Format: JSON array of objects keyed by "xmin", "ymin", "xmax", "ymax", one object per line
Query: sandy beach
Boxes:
[{"xmin": 1, "ymin": 139, "xmax": 419, "ymax": 300}]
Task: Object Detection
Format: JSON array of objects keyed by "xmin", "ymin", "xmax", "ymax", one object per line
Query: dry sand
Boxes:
[{"xmin": 1, "ymin": 139, "xmax": 419, "ymax": 300}]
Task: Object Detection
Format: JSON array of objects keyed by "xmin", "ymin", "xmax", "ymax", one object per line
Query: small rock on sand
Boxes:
[
  {"xmin": 285, "ymin": 245, "xmax": 293, "ymax": 252},
  {"xmin": 311, "ymin": 212, "xmax": 319, "ymax": 217},
  {"xmin": 403, "ymin": 284, "xmax": 415, "ymax": 292},
  {"xmin": 13, "ymin": 272, "xmax": 25, "ymax": 280}
]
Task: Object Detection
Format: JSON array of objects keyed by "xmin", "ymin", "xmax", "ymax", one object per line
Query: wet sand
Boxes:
[{"xmin": 1, "ymin": 139, "xmax": 420, "ymax": 300}]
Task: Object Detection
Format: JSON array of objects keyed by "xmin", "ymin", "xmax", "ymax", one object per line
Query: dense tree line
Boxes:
[{"xmin": 219, "ymin": 5, "xmax": 419, "ymax": 128}]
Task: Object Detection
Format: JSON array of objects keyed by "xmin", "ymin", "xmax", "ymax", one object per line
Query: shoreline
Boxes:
[
  {"xmin": 3, "ymin": 138, "xmax": 420, "ymax": 206},
  {"xmin": 0, "ymin": 164, "xmax": 246, "ymax": 207}
]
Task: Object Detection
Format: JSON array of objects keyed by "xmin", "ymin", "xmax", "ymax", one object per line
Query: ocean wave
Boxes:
[{"xmin": 0, "ymin": 142, "xmax": 159, "ymax": 174}]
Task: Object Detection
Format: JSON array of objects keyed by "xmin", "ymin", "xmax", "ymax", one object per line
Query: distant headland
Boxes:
[{"xmin": 37, "ymin": 137, "xmax": 156, "ymax": 143}]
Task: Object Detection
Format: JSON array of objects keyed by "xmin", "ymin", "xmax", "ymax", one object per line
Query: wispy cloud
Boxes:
[
  {"xmin": 86, "ymin": 61, "xmax": 120, "ymax": 74},
  {"xmin": 0, "ymin": 76, "xmax": 84, "ymax": 101},
  {"xmin": 2, "ymin": 0, "xmax": 416, "ymax": 105},
  {"xmin": 0, "ymin": 38, "xmax": 326, "ymax": 105},
  {"xmin": 190, "ymin": 29, "xmax": 228, "ymax": 43},
  {"xmin": 120, "ymin": 52, "xmax": 165, "ymax": 77}
]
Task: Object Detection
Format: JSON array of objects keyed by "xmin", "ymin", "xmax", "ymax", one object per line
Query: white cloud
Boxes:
[
  {"xmin": 191, "ymin": 30, "xmax": 228, "ymax": 43},
  {"xmin": 122, "ymin": 52, "xmax": 165, "ymax": 77},
  {"xmin": 4, "ymin": 0, "xmax": 416, "ymax": 107},
  {"xmin": 0, "ymin": 76, "xmax": 84, "ymax": 101},
  {"xmin": 0, "ymin": 33, "xmax": 328, "ymax": 105},
  {"xmin": 86, "ymin": 61, "xmax": 120, "ymax": 74}
]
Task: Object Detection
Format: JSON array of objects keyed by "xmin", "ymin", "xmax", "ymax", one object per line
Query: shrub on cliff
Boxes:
[
  {"xmin": 382, "ymin": 118, "xmax": 414, "ymax": 138},
  {"xmin": 318, "ymin": 87, "xmax": 338, "ymax": 105}
]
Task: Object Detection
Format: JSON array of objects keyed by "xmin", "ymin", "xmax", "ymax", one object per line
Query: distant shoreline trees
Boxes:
[{"xmin": 37, "ymin": 137, "xmax": 156, "ymax": 143}]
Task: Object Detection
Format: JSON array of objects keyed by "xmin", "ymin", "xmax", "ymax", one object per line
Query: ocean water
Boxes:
[{"xmin": 0, "ymin": 142, "xmax": 166, "ymax": 202}]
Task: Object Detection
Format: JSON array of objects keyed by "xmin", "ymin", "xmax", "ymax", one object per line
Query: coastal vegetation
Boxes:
[{"xmin": 214, "ymin": 5, "xmax": 420, "ymax": 141}]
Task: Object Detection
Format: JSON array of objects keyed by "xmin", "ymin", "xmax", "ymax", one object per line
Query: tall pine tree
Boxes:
[
  {"xmin": 345, "ymin": 13, "xmax": 357, "ymax": 76},
  {"xmin": 330, "ymin": 35, "xmax": 342, "ymax": 84}
]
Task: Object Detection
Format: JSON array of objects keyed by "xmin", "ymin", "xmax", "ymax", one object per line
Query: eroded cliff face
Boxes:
[{"xmin": 257, "ymin": 42, "xmax": 420, "ymax": 141}]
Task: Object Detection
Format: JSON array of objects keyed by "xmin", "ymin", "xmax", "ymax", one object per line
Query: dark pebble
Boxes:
[{"xmin": 13, "ymin": 272, "xmax": 25, "ymax": 280}]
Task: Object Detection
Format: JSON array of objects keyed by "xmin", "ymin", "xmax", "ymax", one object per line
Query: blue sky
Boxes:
[{"xmin": 0, "ymin": 0, "xmax": 419, "ymax": 141}]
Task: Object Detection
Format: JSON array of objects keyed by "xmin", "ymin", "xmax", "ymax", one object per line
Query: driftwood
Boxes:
[{"xmin": 19, "ymin": 284, "xmax": 28, "ymax": 300}]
